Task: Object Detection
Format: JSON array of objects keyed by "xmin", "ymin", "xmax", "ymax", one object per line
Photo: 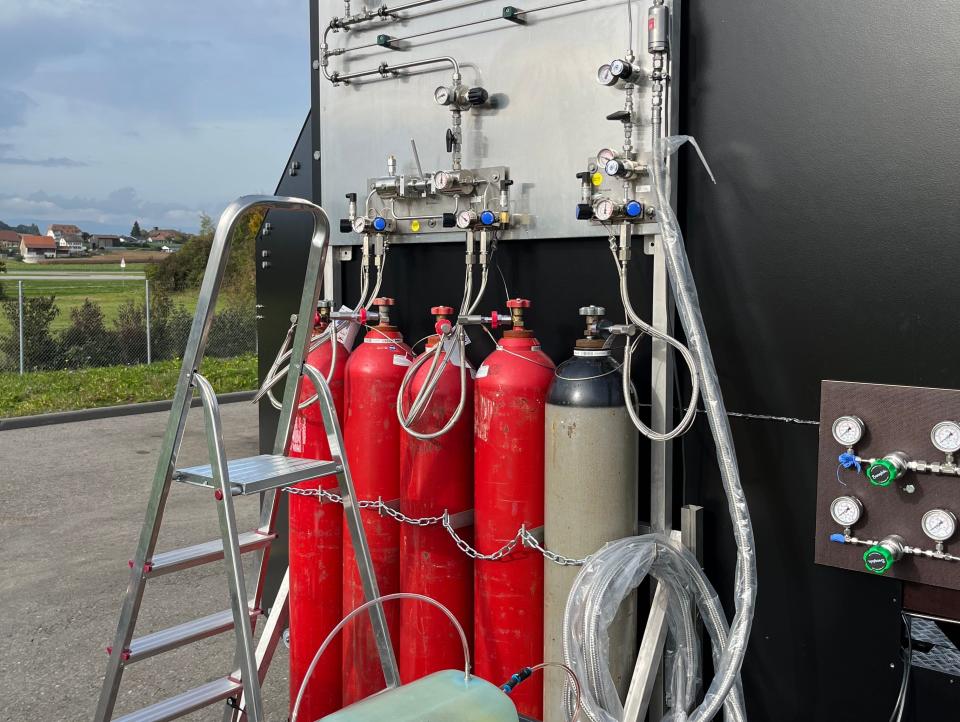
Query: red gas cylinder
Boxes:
[
  {"xmin": 473, "ymin": 299, "xmax": 555, "ymax": 718},
  {"xmin": 341, "ymin": 298, "xmax": 414, "ymax": 703},
  {"xmin": 288, "ymin": 305, "xmax": 349, "ymax": 721},
  {"xmin": 398, "ymin": 306, "xmax": 475, "ymax": 683}
]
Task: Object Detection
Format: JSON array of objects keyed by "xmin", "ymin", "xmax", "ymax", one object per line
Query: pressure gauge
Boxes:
[
  {"xmin": 593, "ymin": 198, "xmax": 617, "ymax": 222},
  {"xmin": 351, "ymin": 217, "xmax": 368, "ymax": 234},
  {"xmin": 597, "ymin": 148, "xmax": 619, "ymax": 166},
  {"xmin": 931, "ymin": 420, "xmax": 960, "ymax": 453},
  {"xmin": 435, "ymin": 171, "xmax": 454, "ymax": 191},
  {"xmin": 921, "ymin": 509, "xmax": 957, "ymax": 542},
  {"xmin": 596, "ymin": 64, "xmax": 617, "ymax": 86},
  {"xmin": 434, "ymin": 85, "xmax": 452, "ymax": 106},
  {"xmin": 830, "ymin": 496, "xmax": 863, "ymax": 527},
  {"xmin": 456, "ymin": 209, "xmax": 477, "ymax": 229},
  {"xmin": 831, "ymin": 415, "xmax": 864, "ymax": 447}
]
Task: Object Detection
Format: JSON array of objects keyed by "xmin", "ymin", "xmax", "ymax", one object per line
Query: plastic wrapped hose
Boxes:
[
  {"xmin": 650, "ymin": 134, "xmax": 756, "ymax": 722},
  {"xmin": 562, "ymin": 535, "xmax": 746, "ymax": 722}
]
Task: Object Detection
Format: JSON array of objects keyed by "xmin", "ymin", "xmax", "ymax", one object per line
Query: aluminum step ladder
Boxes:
[{"xmin": 94, "ymin": 195, "xmax": 400, "ymax": 722}]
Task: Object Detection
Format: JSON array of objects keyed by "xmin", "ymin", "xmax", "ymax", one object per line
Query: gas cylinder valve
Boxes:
[
  {"xmin": 506, "ymin": 298, "xmax": 530, "ymax": 329},
  {"xmin": 372, "ymin": 297, "xmax": 395, "ymax": 326},
  {"xmin": 431, "ymin": 305, "xmax": 457, "ymax": 336},
  {"xmin": 579, "ymin": 305, "xmax": 606, "ymax": 342},
  {"xmin": 315, "ymin": 299, "xmax": 334, "ymax": 327}
]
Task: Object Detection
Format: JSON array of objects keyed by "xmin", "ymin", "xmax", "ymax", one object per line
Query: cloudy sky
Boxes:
[{"xmin": 0, "ymin": 0, "xmax": 308, "ymax": 233}]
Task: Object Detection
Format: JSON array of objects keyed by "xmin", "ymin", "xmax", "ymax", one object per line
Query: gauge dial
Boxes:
[
  {"xmin": 931, "ymin": 420, "xmax": 960, "ymax": 453},
  {"xmin": 596, "ymin": 64, "xmax": 616, "ymax": 86},
  {"xmin": 830, "ymin": 496, "xmax": 863, "ymax": 527},
  {"xmin": 596, "ymin": 148, "xmax": 619, "ymax": 166},
  {"xmin": 831, "ymin": 415, "xmax": 864, "ymax": 446},
  {"xmin": 434, "ymin": 171, "xmax": 453, "ymax": 191},
  {"xmin": 456, "ymin": 210, "xmax": 477, "ymax": 229},
  {"xmin": 351, "ymin": 217, "xmax": 367, "ymax": 234},
  {"xmin": 434, "ymin": 85, "xmax": 452, "ymax": 106},
  {"xmin": 921, "ymin": 508, "xmax": 957, "ymax": 542},
  {"xmin": 593, "ymin": 198, "xmax": 616, "ymax": 222}
]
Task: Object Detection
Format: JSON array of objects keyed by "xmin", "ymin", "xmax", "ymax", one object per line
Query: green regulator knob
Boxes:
[
  {"xmin": 863, "ymin": 534, "xmax": 906, "ymax": 575},
  {"xmin": 865, "ymin": 452, "xmax": 909, "ymax": 487}
]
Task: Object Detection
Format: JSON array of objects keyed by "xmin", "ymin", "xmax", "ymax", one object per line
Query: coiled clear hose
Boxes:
[{"xmin": 562, "ymin": 536, "xmax": 746, "ymax": 722}]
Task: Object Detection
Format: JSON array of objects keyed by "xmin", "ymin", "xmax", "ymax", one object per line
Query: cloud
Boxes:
[
  {"xmin": 0, "ymin": 187, "xmax": 209, "ymax": 232},
  {"xmin": 0, "ymin": 87, "xmax": 36, "ymax": 128},
  {"xmin": 0, "ymin": 143, "xmax": 87, "ymax": 167}
]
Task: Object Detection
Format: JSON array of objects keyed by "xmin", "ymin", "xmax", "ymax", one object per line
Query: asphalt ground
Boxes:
[{"xmin": 0, "ymin": 401, "xmax": 291, "ymax": 721}]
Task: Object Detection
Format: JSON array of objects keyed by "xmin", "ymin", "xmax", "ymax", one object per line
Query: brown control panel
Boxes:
[{"xmin": 815, "ymin": 380, "xmax": 960, "ymax": 592}]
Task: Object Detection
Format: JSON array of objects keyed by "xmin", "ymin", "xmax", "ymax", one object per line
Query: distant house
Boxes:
[
  {"xmin": 91, "ymin": 234, "xmax": 121, "ymax": 250},
  {"xmin": 0, "ymin": 230, "xmax": 20, "ymax": 252},
  {"xmin": 48, "ymin": 223, "xmax": 82, "ymax": 237},
  {"xmin": 147, "ymin": 227, "xmax": 184, "ymax": 243},
  {"xmin": 47, "ymin": 223, "xmax": 85, "ymax": 253},
  {"xmin": 19, "ymin": 234, "xmax": 57, "ymax": 262},
  {"xmin": 56, "ymin": 236, "xmax": 85, "ymax": 255},
  {"xmin": 160, "ymin": 245, "xmax": 178, "ymax": 253}
]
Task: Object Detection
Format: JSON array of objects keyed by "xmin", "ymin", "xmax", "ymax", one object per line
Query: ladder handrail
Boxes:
[
  {"xmin": 96, "ymin": 195, "xmax": 331, "ymax": 722},
  {"xmin": 193, "ymin": 372, "xmax": 263, "ymax": 719}
]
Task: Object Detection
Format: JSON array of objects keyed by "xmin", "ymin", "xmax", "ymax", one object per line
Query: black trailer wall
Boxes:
[{"xmin": 259, "ymin": 1, "xmax": 960, "ymax": 718}]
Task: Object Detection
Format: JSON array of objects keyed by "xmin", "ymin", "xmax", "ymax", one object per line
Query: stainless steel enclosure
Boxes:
[{"xmin": 316, "ymin": 0, "xmax": 677, "ymax": 245}]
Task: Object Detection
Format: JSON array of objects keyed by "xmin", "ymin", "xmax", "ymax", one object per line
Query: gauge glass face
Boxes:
[
  {"xmin": 456, "ymin": 210, "xmax": 475, "ymax": 229},
  {"xmin": 831, "ymin": 415, "xmax": 864, "ymax": 446},
  {"xmin": 594, "ymin": 199, "xmax": 616, "ymax": 221},
  {"xmin": 597, "ymin": 148, "xmax": 618, "ymax": 166},
  {"xmin": 611, "ymin": 59, "xmax": 627, "ymax": 77},
  {"xmin": 434, "ymin": 171, "xmax": 452, "ymax": 191},
  {"xmin": 434, "ymin": 86, "xmax": 450, "ymax": 105},
  {"xmin": 830, "ymin": 496, "xmax": 862, "ymax": 526},
  {"xmin": 352, "ymin": 217, "xmax": 367, "ymax": 233},
  {"xmin": 922, "ymin": 509, "xmax": 957, "ymax": 541},
  {"xmin": 596, "ymin": 64, "xmax": 615, "ymax": 86},
  {"xmin": 931, "ymin": 420, "xmax": 960, "ymax": 453},
  {"xmin": 604, "ymin": 158, "xmax": 622, "ymax": 176}
]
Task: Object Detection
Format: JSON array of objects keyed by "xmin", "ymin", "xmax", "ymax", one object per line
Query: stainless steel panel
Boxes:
[{"xmin": 316, "ymin": 0, "xmax": 676, "ymax": 244}]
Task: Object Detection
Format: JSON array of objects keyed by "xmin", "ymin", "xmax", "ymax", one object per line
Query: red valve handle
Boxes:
[
  {"xmin": 506, "ymin": 298, "xmax": 531, "ymax": 309},
  {"xmin": 490, "ymin": 310, "xmax": 499, "ymax": 328}
]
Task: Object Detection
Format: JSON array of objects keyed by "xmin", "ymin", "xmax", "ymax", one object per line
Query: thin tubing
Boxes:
[
  {"xmin": 611, "ymin": 240, "xmax": 700, "ymax": 441},
  {"xmin": 290, "ymin": 593, "xmax": 470, "ymax": 722}
]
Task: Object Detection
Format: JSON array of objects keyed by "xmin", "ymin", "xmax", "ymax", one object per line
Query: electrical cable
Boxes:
[{"xmin": 888, "ymin": 612, "xmax": 913, "ymax": 722}]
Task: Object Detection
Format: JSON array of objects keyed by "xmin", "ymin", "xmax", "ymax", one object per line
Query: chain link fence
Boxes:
[{"xmin": 0, "ymin": 277, "xmax": 256, "ymax": 374}]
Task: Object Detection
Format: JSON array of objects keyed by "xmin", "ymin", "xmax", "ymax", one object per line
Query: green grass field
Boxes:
[
  {"xmin": 0, "ymin": 354, "xmax": 257, "ymax": 418},
  {"xmin": 0, "ymin": 278, "xmax": 200, "ymax": 333}
]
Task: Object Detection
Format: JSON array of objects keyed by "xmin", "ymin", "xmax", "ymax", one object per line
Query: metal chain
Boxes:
[{"xmin": 284, "ymin": 486, "xmax": 587, "ymax": 566}]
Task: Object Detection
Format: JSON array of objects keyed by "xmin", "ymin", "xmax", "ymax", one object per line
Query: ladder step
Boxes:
[
  {"xmin": 120, "ymin": 604, "xmax": 261, "ymax": 664},
  {"xmin": 112, "ymin": 674, "xmax": 242, "ymax": 722},
  {"xmin": 142, "ymin": 530, "xmax": 275, "ymax": 577},
  {"xmin": 174, "ymin": 453, "xmax": 341, "ymax": 495}
]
